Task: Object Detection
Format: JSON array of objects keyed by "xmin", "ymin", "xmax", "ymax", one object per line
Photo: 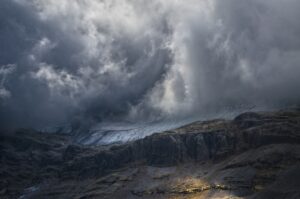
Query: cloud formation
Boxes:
[
  {"xmin": 1, "ymin": 0, "xmax": 300, "ymax": 130},
  {"xmin": 0, "ymin": 64, "xmax": 16, "ymax": 99}
]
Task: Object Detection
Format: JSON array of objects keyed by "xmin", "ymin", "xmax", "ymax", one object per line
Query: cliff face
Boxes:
[{"xmin": 1, "ymin": 109, "xmax": 300, "ymax": 199}]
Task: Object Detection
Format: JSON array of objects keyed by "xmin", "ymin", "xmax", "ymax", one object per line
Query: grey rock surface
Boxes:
[{"xmin": 1, "ymin": 109, "xmax": 300, "ymax": 198}]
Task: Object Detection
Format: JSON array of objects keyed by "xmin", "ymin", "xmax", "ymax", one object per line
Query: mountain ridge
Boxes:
[{"xmin": 1, "ymin": 109, "xmax": 300, "ymax": 198}]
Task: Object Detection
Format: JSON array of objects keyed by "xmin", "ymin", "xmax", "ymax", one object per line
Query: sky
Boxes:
[{"xmin": 1, "ymin": 0, "xmax": 300, "ymax": 130}]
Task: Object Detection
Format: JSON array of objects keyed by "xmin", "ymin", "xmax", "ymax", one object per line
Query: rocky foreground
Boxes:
[{"xmin": 1, "ymin": 109, "xmax": 300, "ymax": 199}]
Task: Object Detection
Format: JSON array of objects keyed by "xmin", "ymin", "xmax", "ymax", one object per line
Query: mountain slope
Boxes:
[{"xmin": 1, "ymin": 109, "xmax": 300, "ymax": 199}]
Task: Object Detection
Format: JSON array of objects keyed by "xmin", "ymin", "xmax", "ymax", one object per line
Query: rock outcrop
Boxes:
[{"xmin": 1, "ymin": 109, "xmax": 300, "ymax": 198}]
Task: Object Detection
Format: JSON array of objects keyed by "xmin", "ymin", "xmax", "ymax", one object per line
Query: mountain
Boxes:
[{"xmin": 1, "ymin": 109, "xmax": 300, "ymax": 199}]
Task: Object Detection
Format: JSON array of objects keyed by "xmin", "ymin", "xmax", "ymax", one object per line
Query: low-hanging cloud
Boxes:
[
  {"xmin": 0, "ymin": 64, "xmax": 16, "ymax": 99},
  {"xmin": 1, "ymin": 0, "xmax": 300, "ymax": 130}
]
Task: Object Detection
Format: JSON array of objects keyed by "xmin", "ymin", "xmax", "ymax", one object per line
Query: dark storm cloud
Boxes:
[
  {"xmin": 1, "ymin": 0, "xmax": 300, "ymax": 130},
  {"xmin": 0, "ymin": 0, "xmax": 172, "ymax": 130}
]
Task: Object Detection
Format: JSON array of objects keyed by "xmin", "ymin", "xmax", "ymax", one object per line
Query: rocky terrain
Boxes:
[{"xmin": 1, "ymin": 109, "xmax": 300, "ymax": 199}]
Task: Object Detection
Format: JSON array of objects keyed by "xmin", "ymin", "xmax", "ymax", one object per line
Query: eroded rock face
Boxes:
[{"xmin": 1, "ymin": 109, "xmax": 300, "ymax": 198}]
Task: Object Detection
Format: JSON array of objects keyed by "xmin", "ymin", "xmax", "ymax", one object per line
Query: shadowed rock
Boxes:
[{"xmin": 1, "ymin": 109, "xmax": 300, "ymax": 198}]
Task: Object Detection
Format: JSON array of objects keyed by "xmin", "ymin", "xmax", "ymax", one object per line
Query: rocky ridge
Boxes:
[{"xmin": 1, "ymin": 109, "xmax": 300, "ymax": 198}]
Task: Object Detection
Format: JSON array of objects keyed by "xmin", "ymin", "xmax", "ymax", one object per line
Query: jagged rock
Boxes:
[{"xmin": 1, "ymin": 109, "xmax": 300, "ymax": 198}]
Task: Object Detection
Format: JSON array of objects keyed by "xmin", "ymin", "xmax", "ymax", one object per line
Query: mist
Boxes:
[{"xmin": 1, "ymin": 0, "xmax": 300, "ymax": 130}]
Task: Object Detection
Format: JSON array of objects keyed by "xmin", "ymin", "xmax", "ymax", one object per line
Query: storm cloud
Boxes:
[{"xmin": 1, "ymin": 0, "xmax": 300, "ymax": 130}]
